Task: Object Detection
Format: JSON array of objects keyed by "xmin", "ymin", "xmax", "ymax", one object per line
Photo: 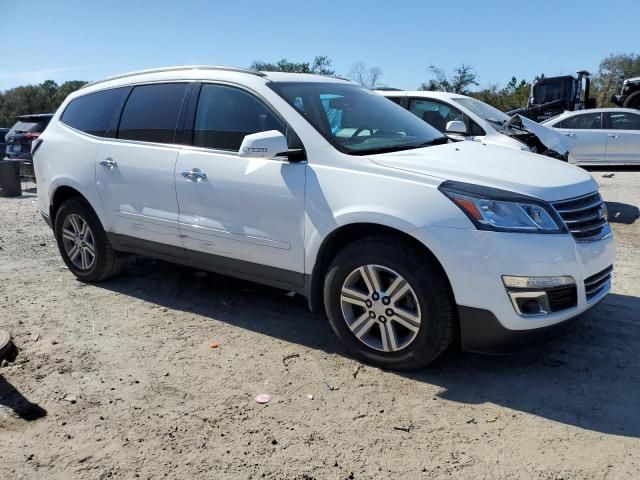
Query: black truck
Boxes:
[
  {"xmin": 509, "ymin": 71, "xmax": 596, "ymax": 123},
  {"xmin": 611, "ymin": 76, "xmax": 640, "ymax": 109}
]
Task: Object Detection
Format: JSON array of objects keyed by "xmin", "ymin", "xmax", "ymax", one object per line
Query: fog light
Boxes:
[
  {"xmin": 502, "ymin": 275, "xmax": 576, "ymax": 317},
  {"xmin": 502, "ymin": 275, "xmax": 575, "ymax": 289}
]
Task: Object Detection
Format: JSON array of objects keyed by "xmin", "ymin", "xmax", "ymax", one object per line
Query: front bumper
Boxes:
[{"xmin": 411, "ymin": 225, "xmax": 616, "ymax": 348}]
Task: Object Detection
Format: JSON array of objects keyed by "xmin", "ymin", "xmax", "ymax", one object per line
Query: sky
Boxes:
[{"xmin": 2, "ymin": 0, "xmax": 639, "ymax": 91}]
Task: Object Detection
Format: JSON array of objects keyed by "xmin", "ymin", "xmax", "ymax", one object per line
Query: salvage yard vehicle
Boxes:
[
  {"xmin": 511, "ymin": 70, "xmax": 596, "ymax": 123},
  {"xmin": 611, "ymin": 76, "xmax": 640, "ymax": 109},
  {"xmin": 378, "ymin": 90, "xmax": 570, "ymax": 159},
  {"xmin": 542, "ymin": 108, "xmax": 640, "ymax": 165},
  {"xmin": 35, "ymin": 66, "xmax": 615, "ymax": 369},
  {"xmin": 0, "ymin": 127, "xmax": 9, "ymax": 156},
  {"xmin": 5, "ymin": 114, "xmax": 53, "ymax": 176}
]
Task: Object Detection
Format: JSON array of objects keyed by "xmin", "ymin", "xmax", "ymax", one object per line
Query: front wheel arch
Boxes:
[{"xmin": 308, "ymin": 223, "xmax": 455, "ymax": 316}]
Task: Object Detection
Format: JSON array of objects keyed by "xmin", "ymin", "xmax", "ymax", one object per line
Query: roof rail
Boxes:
[{"xmin": 81, "ymin": 65, "xmax": 266, "ymax": 89}]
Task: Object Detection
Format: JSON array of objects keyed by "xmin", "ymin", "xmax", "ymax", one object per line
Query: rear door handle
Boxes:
[
  {"xmin": 563, "ymin": 132, "xmax": 576, "ymax": 137},
  {"xmin": 607, "ymin": 134, "xmax": 619, "ymax": 139},
  {"xmin": 99, "ymin": 158, "xmax": 118, "ymax": 169},
  {"xmin": 181, "ymin": 168, "xmax": 207, "ymax": 182}
]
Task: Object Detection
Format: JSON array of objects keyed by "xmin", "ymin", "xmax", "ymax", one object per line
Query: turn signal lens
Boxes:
[{"xmin": 502, "ymin": 275, "xmax": 575, "ymax": 289}]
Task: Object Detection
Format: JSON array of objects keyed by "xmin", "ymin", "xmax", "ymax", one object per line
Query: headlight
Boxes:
[{"xmin": 438, "ymin": 181, "xmax": 567, "ymax": 234}]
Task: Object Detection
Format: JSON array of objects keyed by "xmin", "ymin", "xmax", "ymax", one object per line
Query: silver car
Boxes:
[{"xmin": 543, "ymin": 108, "xmax": 640, "ymax": 165}]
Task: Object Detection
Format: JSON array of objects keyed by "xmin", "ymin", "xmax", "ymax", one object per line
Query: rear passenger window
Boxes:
[
  {"xmin": 61, "ymin": 87, "xmax": 128, "ymax": 137},
  {"xmin": 193, "ymin": 84, "xmax": 285, "ymax": 151},
  {"xmin": 118, "ymin": 83, "xmax": 188, "ymax": 144}
]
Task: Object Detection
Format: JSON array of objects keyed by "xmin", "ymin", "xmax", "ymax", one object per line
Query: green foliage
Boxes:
[
  {"xmin": 472, "ymin": 76, "xmax": 531, "ymax": 112},
  {"xmin": 593, "ymin": 53, "xmax": 640, "ymax": 106},
  {"xmin": 0, "ymin": 80, "xmax": 87, "ymax": 127},
  {"xmin": 419, "ymin": 65, "xmax": 479, "ymax": 95},
  {"xmin": 250, "ymin": 56, "xmax": 335, "ymax": 76}
]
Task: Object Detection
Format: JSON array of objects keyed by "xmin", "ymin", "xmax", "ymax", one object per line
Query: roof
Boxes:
[
  {"xmin": 17, "ymin": 113, "xmax": 54, "ymax": 121},
  {"xmin": 80, "ymin": 65, "xmax": 352, "ymax": 93}
]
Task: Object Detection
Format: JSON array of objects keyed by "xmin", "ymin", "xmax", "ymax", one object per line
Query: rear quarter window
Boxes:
[{"xmin": 61, "ymin": 87, "xmax": 129, "ymax": 137}]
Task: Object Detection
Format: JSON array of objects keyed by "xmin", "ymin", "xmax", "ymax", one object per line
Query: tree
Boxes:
[
  {"xmin": 249, "ymin": 56, "xmax": 335, "ymax": 76},
  {"xmin": 420, "ymin": 64, "xmax": 479, "ymax": 94},
  {"xmin": 593, "ymin": 53, "xmax": 640, "ymax": 106},
  {"xmin": 0, "ymin": 80, "xmax": 87, "ymax": 127},
  {"xmin": 348, "ymin": 62, "xmax": 383, "ymax": 88}
]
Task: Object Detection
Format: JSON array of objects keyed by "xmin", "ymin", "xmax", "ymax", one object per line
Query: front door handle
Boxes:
[
  {"xmin": 563, "ymin": 132, "xmax": 576, "ymax": 137},
  {"xmin": 607, "ymin": 134, "xmax": 619, "ymax": 139},
  {"xmin": 99, "ymin": 158, "xmax": 118, "ymax": 169},
  {"xmin": 181, "ymin": 168, "xmax": 207, "ymax": 182}
]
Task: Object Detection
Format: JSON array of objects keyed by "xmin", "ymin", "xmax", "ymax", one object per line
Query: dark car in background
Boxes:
[
  {"xmin": 0, "ymin": 127, "xmax": 9, "ymax": 156},
  {"xmin": 5, "ymin": 114, "xmax": 53, "ymax": 177}
]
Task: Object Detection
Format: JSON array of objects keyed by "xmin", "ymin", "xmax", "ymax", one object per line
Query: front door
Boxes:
[
  {"xmin": 174, "ymin": 83, "xmax": 306, "ymax": 285},
  {"xmin": 553, "ymin": 112, "xmax": 606, "ymax": 163},
  {"xmin": 96, "ymin": 82, "xmax": 189, "ymax": 248}
]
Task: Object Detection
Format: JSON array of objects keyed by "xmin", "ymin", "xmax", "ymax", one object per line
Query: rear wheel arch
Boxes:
[
  {"xmin": 50, "ymin": 186, "xmax": 96, "ymax": 225},
  {"xmin": 308, "ymin": 223, "xmax": 455, "ymax": 315}
]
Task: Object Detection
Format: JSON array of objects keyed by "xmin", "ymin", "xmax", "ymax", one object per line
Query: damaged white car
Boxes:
[{"xmin": 377, "ymin": 90, "xmax": 570, "ymax": 160}]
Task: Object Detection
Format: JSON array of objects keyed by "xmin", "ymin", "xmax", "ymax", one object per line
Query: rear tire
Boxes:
[
  {"xmin": 323, "ymin": 236, "xmax": 455, "ymax": 370},
  {"xmin": 623, "ymin": 91, "xmax": 640, "ymax": 110},
  {"xmin": 54, "ymin": 198, "xmax": 125, "ymax": 282}
]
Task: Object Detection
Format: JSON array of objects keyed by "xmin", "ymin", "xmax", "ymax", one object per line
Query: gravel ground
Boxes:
[{"xmin": 1, "ymin": 170, "xmax": 639, "ymax": 480}]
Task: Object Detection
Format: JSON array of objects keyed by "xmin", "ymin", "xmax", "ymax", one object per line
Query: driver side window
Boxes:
[
  {"xmin": 408, "ymin": 98, "xmax": 483, "ymax": 136},
  {"xmin": 193, "ymin": 84, "xmax": 286, "ymax": 152}
]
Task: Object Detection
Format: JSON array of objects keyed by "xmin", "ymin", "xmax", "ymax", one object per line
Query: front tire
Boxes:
[
  {"xmin": 54, "ymin": 198, "xmax": 125, "ymax": 282},
  {"xmin": 323, "ymin": 237, "xmax": 455, "ymax": 370}
]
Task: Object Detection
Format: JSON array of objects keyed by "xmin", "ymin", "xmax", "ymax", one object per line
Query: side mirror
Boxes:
[
  {"xmin": 446, "ymin": 120, "xmax": 467, "ymax": 135},
  {"xmin": 238, "ymin": 130, "xmax": 288, "ymax": 159}
]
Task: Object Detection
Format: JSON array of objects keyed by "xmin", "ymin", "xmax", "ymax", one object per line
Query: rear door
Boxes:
[
  {"xmin": 603, "ymin": 111, "xmax": 640, "ymax": 164},
  {"xmin": 551, "ymin": 112, "xmax": 606, "ymax": 163},
  {"xmin": 174, "ymin": 83, "xmax": 306, "ymax": 284},
  {"xmin": 96, "ymin": 82, "xmax": 189, "ymax": 249}
]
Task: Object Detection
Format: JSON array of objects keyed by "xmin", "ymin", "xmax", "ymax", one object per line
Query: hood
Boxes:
[
  {"xmin": 370, "ymin": 141, "xmax": 597, "ymax": 202},
  {"xmin": 503, "ymin": 114, "xmax": 570, "ymax": 155}
]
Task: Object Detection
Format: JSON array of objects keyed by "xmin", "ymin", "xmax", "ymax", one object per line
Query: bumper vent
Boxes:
[
  {"xmin": 584, "ymin": 266, "xmax": 613, "ymax": 301},
  {"xmin": 552, "ymin": 192, "xmax": 610, "ymax": 242},
  {"xmin": 547, "ymin": 285, "xmax": 578, "ymax": 312}
]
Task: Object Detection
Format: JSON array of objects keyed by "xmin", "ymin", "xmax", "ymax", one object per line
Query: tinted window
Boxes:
[
  {"xmin": 118, "ymin": 83, "xmax": 188, "ymax": 143},
  {"xmin": 61, "ymin": 88, "xmax": 128, "ymax": 137},
  {"xmin": 409, "ymin": 98, "xmax": 484, "ymax": 136},
  {"xmin": 385, "ymin": 97, "xmax": 402, "ymax": 105},
  {"xmin": 607, "ymin": 112, "xmax": 640, "ymax": 130},
  {"xmin": 8, "ymin": 119, "xmax": 50, "ymax": 136},
  {"xmin": 555, "ymin": 113, "xmax": 602, "ymax": 129},
  {"xmin": 193, "ymin": 84, "xmax": 285, "ymax": 151}
]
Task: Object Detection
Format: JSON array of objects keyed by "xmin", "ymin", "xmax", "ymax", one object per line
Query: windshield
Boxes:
[
  {"xmin": 269, "ymin": 82, "xmax": 447, "ymax": 155},
  {"xmin": 452, "ymin": 97, "xmax": 510, "ymax": 126}
]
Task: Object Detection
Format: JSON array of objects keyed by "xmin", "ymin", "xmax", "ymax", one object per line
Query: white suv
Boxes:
[{"xmin": 35, "ymin": 66, "xmax": 615, "ymax": 369}]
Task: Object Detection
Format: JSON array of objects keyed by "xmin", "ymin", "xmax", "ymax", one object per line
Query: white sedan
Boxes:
[{"xmin": 542, "ymin": 108, "xmax": 640, "ymax": 165}]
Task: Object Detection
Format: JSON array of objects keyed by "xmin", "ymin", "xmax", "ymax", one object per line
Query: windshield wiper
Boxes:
[{"xmin": 349, "ymin": 137, "xmax": 449, "ymax": 156}]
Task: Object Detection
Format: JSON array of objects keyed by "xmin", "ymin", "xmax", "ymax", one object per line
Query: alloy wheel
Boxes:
[
  {"xmin": 61, "ymin": 214, "xmax": 96, "ymax": 270},
  {"xmin": 340, "ymin": 264, "xmax": 422, "ymax": 352}
]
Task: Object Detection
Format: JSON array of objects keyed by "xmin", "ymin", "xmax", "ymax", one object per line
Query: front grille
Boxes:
[
  {"xmin": 584, "ymin": 266, "xmax": 613, "ymax": 301},
  {"xmin": 547, "ymin": 285, "xmax": 578, "ymax": 312},
  {"xmin": 552, "ymin": 192, "xmax": 609, "ymax": 242}
]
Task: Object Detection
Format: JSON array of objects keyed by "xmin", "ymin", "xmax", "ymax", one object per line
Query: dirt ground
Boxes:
[{"xmin": 1, "ymin": 170, "xmax": 639, "ymax": 480}]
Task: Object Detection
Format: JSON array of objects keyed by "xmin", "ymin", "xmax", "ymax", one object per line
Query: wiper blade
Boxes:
[{"xmin": 350, "ymin": 137, "xmax": 449, "ymax": 156}]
